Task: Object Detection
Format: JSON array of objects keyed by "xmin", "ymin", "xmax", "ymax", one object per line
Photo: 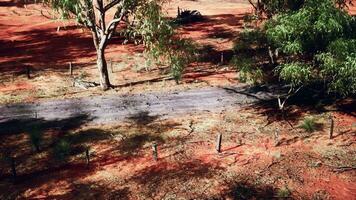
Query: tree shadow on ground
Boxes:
[
  {"xmin": 48, "ymin": 183, "xmax": 131, "ymax": 200},
  {"xmin": 0, "ymin": 27, "xmax": 96, "ymax": 73},
  {"xmin": 245, "ymin": 86, "xmax": 356, "ymax": 126},
  {"xmin": 118, "ymin": 111, "xmax": 181, "ymax": 156},
  {"xmin": 65, "ymin": 128, "xmax": 113, "ymax": 145},
  {"xmin": 129, "ymin": 159, "xmax": 223, "ymax": 199},
  {"xmin": 0, "ymin": 26, "xmax": 135, "ymax": 74},
  {"xmin": 126, "ymin": 110, "xmax": 182, "ymax": 134},
  {"xmin": 116, "ymin": 133, "xmax": 165, "ymax": 156},
  {"xmin": 180, "ymin": 14, "xmax": 245, "ymax": 37},
  {"xmin": 196, "ymin": 44, "xmax": 234, "ymax": 64},
  {"xmin": 0, "ymin": 114, "xmax": 93, "ymax": 137},
  {"xmin": 222, "ymin": 181, "xmax": 276, "ymax": 200},
  {"xmin": 0, "ymin": 0, "xmax": 36, "ymax": 7},
  {"xmin": 0, "ymin": 113, "xmax": 100, "ymax": 183},
  {"xmin": 127, "ymin": 111, "xmax": 160, "ymax": 126}
]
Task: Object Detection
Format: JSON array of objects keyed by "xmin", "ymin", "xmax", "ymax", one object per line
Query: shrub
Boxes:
[
  {"xmin": 174, "ymin": 9, "xmax": 203, "ymax": 24},
  {"xmin": 276, "ymin": 186, "xmax": 291, "ymax": 198},
  {"xmin": 231, "ymin": 56, "xmax": 263, "ymax": 85},
  {"xmin": 237, "ymin": 0, "xmax": 356, "ymax": 97},
  {"xmin": 300, "ymin": 117, "xmax": 317, "ymax": 133},
  {"xmin": 53, "ymin": 139, "xmax": 71, "ymax": 162},
  {"xmin": 28, "ymin": 126, "xmax": 43, "ymax": 152},
  {"xmin": 276, "ymin": 62, "xmax": 312, "ymax": 88}
]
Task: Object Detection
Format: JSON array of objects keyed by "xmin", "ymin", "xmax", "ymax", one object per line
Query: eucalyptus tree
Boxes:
[
  {"xmin": 47, "ymin": 0, "xmax": 181, "ymax": 90},
  {"xmin": 247, "ymin": 0, "xmax": 353, "ymax": 19},
  {"xmin": 234, "ymin": 0, "xmax": 355, "ymax": 121}
]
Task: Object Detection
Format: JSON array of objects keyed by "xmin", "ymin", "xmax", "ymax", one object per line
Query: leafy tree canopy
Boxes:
[
  {"xmin": 45, "ymin": 0, "xmax": 194, "ymax": 89},
  {"xmin": 236, "ymin": 0, "xmax": 356, "ymax": 96}
]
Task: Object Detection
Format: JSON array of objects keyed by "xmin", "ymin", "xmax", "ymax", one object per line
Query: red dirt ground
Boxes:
[{"xmin": 0, "ymin": 0, "xmax": 355, "ymax": 199}]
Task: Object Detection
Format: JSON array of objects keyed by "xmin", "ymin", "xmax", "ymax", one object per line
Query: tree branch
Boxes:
[
  {"xmin": 104, "ymin": 0, "xmax": 121, "ymax": 11},
  {"xmin": 105, "ymin": 8, "xmax": 126, "ymax": 35},
  {"xmin": 248, "ymin": 0, "xmax": 258, "ymax": 11}
]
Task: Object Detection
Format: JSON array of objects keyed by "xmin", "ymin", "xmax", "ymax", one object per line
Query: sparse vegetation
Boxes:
[
  {"xmin": 276, "ymin": 186, "xmax": 291, "ymax": 198},
  {"xmin": 236, "ymin": 0, "xmax": 356, "ymax": 97},
  {"xmin": 28, "ymin": 126, "xmax": 43, "ymax": 152},
  {"xmin": 174, "ymin": 9, "xmax": 204, "ymax": 24},
  {"xmin": 300, "ymin": 117, "xmax": 317, "ymax": 133},
  {"xmin": 0, "ymin": 0, "xmax": 355, "ymax": 199},
  {"xmin": 45, "ymin": 0, "xmax": 192, "ymax": 90},
  {"xmin": 53, "ymin": 139, "xmax": 71, "ymax": 162}
]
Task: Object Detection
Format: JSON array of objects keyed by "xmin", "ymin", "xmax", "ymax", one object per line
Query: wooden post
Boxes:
[
  {"xmin": 220, "ymin": 52, "xmax": 224, "ymax": 65},
  {"xmin": 216, "ymin": 133, "xmax": 222, "ymax": 153},
  {"xmin": 26, "ymin": 66, "xmax": 31, "ymax": 79},
  {"xmin": 274, "ymin": 128, "xmax": 280, "ymax": 146},
  {"xmin": 10, "ymin": 157, "xmax": 16, "ymax": 179},
  {"xmin": 178, "ymin": 6, "xmax": 181, "ymax": 17},
  {"xmin": 85, "ymin": 148, "xmax": 90, "ymax": 167},
  {"xmin": 152, "ymin": 143, "xmax": 158, "ymax": 161},
  {"xmin": 329, "ymin": 114, "xmax": 334, "ymax": 139},
  {"xmin": 69, "ymin": 62, "xmax": 73, "ymax": 76}
]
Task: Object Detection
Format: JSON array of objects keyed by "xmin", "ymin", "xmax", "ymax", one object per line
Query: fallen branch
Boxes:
[
  {"xmin": 332, "ymin": 166, "xmax": 356, "ymax": 172},
  {"xmin": 113, "ymin": 76, "xmax": 173, "ymax": 88}
]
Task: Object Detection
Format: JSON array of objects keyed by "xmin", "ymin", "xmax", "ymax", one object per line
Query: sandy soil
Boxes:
[
  {"xmin": 0, "ymin": 0, "xmax": 253, "ymax": 104},
  {"xmin": 0, "ymin": 0, "xmax": 355, "ymax": 199},
  {"xmin": 0, "ymin": 106, "xmax": 355, "ymax": 199}
]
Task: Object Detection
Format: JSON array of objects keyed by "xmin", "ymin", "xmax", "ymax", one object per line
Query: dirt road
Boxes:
[{"xmin": 0, "ymin": 86, "xmax": 275, "ymax": 126}]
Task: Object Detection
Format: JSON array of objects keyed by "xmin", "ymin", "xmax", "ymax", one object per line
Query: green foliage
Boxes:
[
  {"xmin": 46, "ymin": 0, "xmax": 193, "ymax": 84},
  {"xmin": 277, "ymin": 62, "xmax": 312, "ymax": 87},
  {"xmin": 122, "ymin": 1, "xmax": 196, "ymax": 83},
  {"xmin": 276, "ymin": 186, "xmax": 291, "ymax": 198},
  {"xmin": 53, "ymin": 139, "xmax": 71, "ymax": 162},
  {"xmin": 233, "ymin": 28, "xmax": 267, "ymax": 52},
  {"xmin": 28, "ymin": 126, "xmax": 43, "ymax": 152},
  {"xmin": 231, "ymin": 56, "xmax": 263, "ymax": 85},
  {"xmin": 316, "ymin": 39, "xmax": 356, "ymax": 95},
  {"xmin": 255, "ymin": 0, "xmax": 356, "ymax": 96},
  {"xmin": 299, "ymin": 117, "xmax": 317, "ymax": 133},
  {"xmin": 131, "ymin": 3, "xmax": 196, "ymax": 82},
  {"xmin": 261, "ymin": 0, "xmax": 304, "ymax": 17},
  {"xmin": 254, "ymin": 0, "xmax": 352, "ymax": 18},
  {"xmin": 232, "ymin": 28, "xmax": 267, "ymax": 85},
  {"xmin": 265, "ymin": 0, "xmax": 353, "ymax": 54}
]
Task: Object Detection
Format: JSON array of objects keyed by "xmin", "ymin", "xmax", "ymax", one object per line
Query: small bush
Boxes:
[
  {"xmin": 175, "ymin": 9, "xmax": 203, "ymax": 24},
  {"xmin": 53, "ymin": 139, "xmax": 71, "ymax": 162},
  {"xmin": 300, "ymin": 117, "xmax": 317, "ymax": 133},
  {"xmin": 231, "ymin": 56, "xmax": 264, "ymax": 85},
  {"xmin": 276, "ymin": 186, "xmax": 291, "ymax": 198},
  {"xmin": 28, "ymin": 126, "xmax": 43, "ymax": 152}
]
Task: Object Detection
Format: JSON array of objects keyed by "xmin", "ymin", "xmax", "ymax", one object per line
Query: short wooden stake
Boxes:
[
  {"xmin": 220, "ymin": 52, "xmax": 224, "ymax": 65},
  {"xmin": 152, "ymin": 143, "xmax": 158, "ymax": 161},
  {"xmin": 69, "ymin": 62, "xmax": 73, "ymax": 76},
  {"xmin": 274, "ymin": 128, "xmax": 280, "ymax": 146},
  {"xmin": 329, "ymin": 114, "xmax": 334, "ymax": 139},
  {"xmin": 178, "ymin": 6, "xmax": 181, "ymax": 16},
  {"xmin": 26, "ymin": 66, "xmax": 31, "ymax": 79},
  {"xmin": 216, "ymin": 133, "xmax": 222, "ymax": 153},
  {"xmin": 85, "ymin": 148, "xmax": 90, "ymax": 167}
]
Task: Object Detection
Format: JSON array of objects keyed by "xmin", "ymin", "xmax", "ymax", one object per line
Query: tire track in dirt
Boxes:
[{"xmin": 0, "ymin": 86, "xmax": 276, "ymax": 125}]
